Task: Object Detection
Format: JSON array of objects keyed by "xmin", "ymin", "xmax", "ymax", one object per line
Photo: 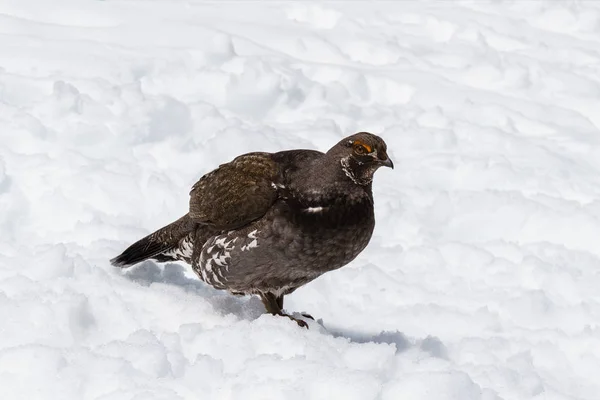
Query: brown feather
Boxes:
[{"xmin": 189, "ymin": 152, "xmax": 281, "ymax": 230}]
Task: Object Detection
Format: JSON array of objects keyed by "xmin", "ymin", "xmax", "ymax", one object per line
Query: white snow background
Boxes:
[{"xmin": 1, "ymin": 1, "xmax": 600, "ymax": 399}]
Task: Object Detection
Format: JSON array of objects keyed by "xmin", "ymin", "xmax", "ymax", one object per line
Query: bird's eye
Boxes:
[
  {"xmin": 353, "ymin": 144, "xmax": 367, "ymax": 155},
  {"xmin": 354, "ymin": 145, "xmax": 365, "ymax": 154}
]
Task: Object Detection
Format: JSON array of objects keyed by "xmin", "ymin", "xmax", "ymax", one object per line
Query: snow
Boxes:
[{"xmin": 1, "ymin": 1, "xmax": 600, "ymax": 399}]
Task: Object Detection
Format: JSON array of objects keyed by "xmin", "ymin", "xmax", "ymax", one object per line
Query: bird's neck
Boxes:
[{"xmin": 293, "ymin": 158, "xmax": 373, "ymax": 206}]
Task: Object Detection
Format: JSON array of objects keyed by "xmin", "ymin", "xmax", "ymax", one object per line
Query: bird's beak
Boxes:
[{"xmin": 379, "ymin": 154, "xmax": 394, "ymax": 169}]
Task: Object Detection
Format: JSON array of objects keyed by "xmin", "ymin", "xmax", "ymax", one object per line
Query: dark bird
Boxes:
[{"xmin": 111, "ymin": 132, "xmax": 393, "ymax": 327}]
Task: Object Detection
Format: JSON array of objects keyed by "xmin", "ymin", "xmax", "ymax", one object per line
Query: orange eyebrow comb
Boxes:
[{"xmin": 353, "ymin": 140, "xmax": 372, "ymax": 153}]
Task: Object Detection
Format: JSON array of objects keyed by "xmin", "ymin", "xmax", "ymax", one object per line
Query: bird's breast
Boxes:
[
  {"xmin": 194, "ymin": 195, "xmax": 376, "ymax": 291},
  {"xmin": 274, "ymin": 196, "xmax": 376, "ymax": 270}
]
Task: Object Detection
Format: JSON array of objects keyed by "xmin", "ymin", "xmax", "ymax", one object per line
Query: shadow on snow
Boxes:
[
  {"xmin": 120, "ymin": 260, "xmax": 265, "ymax": 321},
  {"xmin": 119, "ymin": 260, "xmax": 447, "ymax": 358}
]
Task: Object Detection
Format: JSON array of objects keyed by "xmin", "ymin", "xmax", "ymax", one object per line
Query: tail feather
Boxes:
[
  {"xmin": 111, "ymin": 214, "xmax": 196, "ymax": 268},
  {"xmin": 110, "ymin": 238, "xmax": 171, "ymax": 267}
]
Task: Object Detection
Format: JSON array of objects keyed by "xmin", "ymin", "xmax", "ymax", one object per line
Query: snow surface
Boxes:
[{"xmin": 1, "ymin": 1, "xmax": 600, "ymax": 399}]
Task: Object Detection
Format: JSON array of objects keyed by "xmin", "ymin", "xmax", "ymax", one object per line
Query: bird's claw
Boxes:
[
  {"xmin": 294, "ymin": 318, "xmax": 309, "ymax": 329},
  {"xmin": 283, "ymin": 313, "xmax": 309, "ymax": 328},
  {"xmin": 300, "ymin": 313, "xmax": 314, "ymax": 320}
]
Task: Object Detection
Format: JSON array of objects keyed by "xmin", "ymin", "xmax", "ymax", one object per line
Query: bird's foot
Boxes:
[
  {"xmin": 281, "ymin": 313, "xmax": 309, "ymax": 328},
  {"xmin": 259, "ymin": 293, "xmax": 311, "ymax": 328}
]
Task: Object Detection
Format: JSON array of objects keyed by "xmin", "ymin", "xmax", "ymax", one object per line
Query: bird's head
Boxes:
[{"xmin": 327, "ymin": 132, "xmax": 393, "ymax": 186}]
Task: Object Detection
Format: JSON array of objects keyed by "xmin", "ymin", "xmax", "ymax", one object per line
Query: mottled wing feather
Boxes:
[{"xmin": 189, "ymin": 152, "xmax": 280, "ymax": 230}]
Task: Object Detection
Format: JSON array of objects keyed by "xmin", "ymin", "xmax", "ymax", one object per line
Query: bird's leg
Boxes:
[
  {"xmin": 278, "ymin": 290, "xmax": 314, "ymax": 321},
  {"xmin": 259, "ymin": 292, "xmax": 308, "ymax": 328}
]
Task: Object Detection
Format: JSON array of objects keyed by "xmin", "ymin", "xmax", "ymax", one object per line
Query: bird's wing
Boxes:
[{"xmin": 189, "ymin": 152, "xmax": 281, "ymax": 230}]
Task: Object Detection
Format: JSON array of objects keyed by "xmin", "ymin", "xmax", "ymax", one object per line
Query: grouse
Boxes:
[{"xmin": 111, "ymin": 132, "xmax": 393, "ymax": 327}]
